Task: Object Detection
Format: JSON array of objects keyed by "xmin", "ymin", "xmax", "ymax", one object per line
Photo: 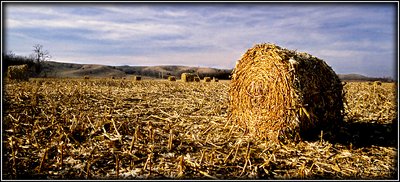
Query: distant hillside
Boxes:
[
  {"xmin": 39, "ymin": 61, "xmax": 126, "ymax": 78},
  {"xmin": 338, "ymin": 74, "xmax": 394, "ymax": 82},
  {"xmin": 114, "ymin": 65, "xmax": 231, "ymax": 79},
  {"xmin": 37, "ymin": 61, "xmax": 394, "ymax": 82},
  {"xmin": 39, "ymin": 61, "xmax": 232, "ymax": 79},
  {"xmin": 338, "ymin": 74, "xmax": 368, "ymax": 80}
]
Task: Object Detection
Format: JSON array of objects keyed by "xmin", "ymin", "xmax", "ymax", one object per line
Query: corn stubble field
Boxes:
[{"xmin": 2, "ymin": 78, "xmax": 398, "ymax": 179}]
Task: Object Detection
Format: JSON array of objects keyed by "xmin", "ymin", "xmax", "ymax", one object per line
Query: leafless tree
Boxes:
[
  {"xmin": 32, "ymin": 44, "xmax": 51, "ymax": 64},
  {"xmin": 30, "ymin": 44, "xmax": 51, "ymax": 74}
]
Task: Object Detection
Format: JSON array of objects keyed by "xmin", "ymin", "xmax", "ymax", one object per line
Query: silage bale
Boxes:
[
  {"xmin": 228, "ymin": 43, "xmax": 344, "ymax": 142},
  {"xmin": 7, "ymin": 64, "xmax": 29, "ymax": 81},
  {"xmin": 181, "ymin": 73, "xmax": 194, "ymax": 82},
  {"xmin": 168, "ymin": 76, "xmax": 176, "ymax": 81},
  {"xmin": 204, "ymin": 77, "xmax": 211, "ymax": 82}
]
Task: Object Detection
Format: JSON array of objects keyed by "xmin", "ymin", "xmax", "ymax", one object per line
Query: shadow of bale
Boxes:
[{"xmin": 322, "ymin": 118, "xmax": 398, "ymax": 148}]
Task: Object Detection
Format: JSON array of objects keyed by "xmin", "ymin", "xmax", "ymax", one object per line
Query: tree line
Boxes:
[{"xmin": 3, "ymin": 44, "xmax": 51, "ymax": 78}]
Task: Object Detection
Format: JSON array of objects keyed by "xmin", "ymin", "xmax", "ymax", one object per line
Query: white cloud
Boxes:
[
  {"xmin": 3, "ymin": 3, "xmax": 397, "ymax": 78},
  {"xmin": 7, "ymin": 16, "xmax": 187, "ymax": 41}
]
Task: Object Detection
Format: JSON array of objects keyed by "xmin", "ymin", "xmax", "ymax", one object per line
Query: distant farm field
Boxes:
[{"xmin": 2, "ymin": 78, "xmax": 397, "ymax": 179}]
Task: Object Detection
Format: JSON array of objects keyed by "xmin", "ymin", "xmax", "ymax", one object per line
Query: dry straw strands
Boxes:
[
  {"xmin": 2, "ymin": 78, "xmax": 396, "ymax": 179},
  {"xmin": 344, "ymin": 82, "xmax": 396, "ymax": 122},
  {"xmin": 228, "ymin": 43, "xmax": 344, "ymax": 142},
  {"xmin": 168, "ymin": 76, "xmax": 176, "ymax": 81},
  {"xmin": 7, "ymin": 64, "xmax": 29, "ymax": 81},
  {"xmin": 181, "ymin": 73, "xmax": 195, "ymax": 82},
  {"xmin": 204, "ymin": 77, "xmax": 212, "ymax": 82}
]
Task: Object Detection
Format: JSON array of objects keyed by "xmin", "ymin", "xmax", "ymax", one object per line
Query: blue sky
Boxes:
[{"xmin": 3, "ymin": 3, "xmax": 398, "ymax": 78}]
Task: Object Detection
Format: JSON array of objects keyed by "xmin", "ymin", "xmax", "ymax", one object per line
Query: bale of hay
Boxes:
[
  {"xmin": 213, "ymin": 77, "xmax": 219, "ymax": 82},
  {"xmin": 204, "ymin": 77, "xmax": 212, "ymax": 82},
  {"xmin": 194, "ymin": 77, "xmax": 200, "ymax": 82},
  {"xmin": 374, "ymin": 81, "xmax": 382, "ymax": 86},
  {"xmin": 84, "ymin": 76, "xmax": 90, "ymax": 79},
  {"xmin": 181, "ymin": 73, "xmax": 195, "ymax": 82},
  {"xmin": 7, "ymin": 64, "xmax": 29, "ymax": 81},
  {"xmin": 228, "ymin": 43, "xmax": 344, "ymax": 142},
  {"xmin": 133, "ymin": 76, "xmax": 142, "ymax": 81},
  {"xmin": 111, "ymin": 76, "xmax": 116, "ymax": 79},
  {"xmin": 168, "ymin": 76, "xmax": 176, "ymax": 81}
]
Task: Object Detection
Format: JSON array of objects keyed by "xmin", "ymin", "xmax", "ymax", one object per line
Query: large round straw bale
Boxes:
[
  {"xmin": 228, "ymin": 43, "xmax": 344, "ymax": 142},
  {"xmin": 168, "ymin": 76, "xmax": 176, "ymax": 81},
  {"xmin": 194, "ymin": 77, "xmax": 200, "ymax": 82},
  {"xmin": 7, "ymin": 64, "xmax": 29, "ymax": 81},
  {"xmin": 181, "ymin": 73, "xmax": 194, "ymax": 82},
  {"xmin": 213, "ymin": 77, "xmax": 219, "ymax": 82},
  {"xmin": 134, "ymin": 76, "xmax": 142, "ymax": 81}
]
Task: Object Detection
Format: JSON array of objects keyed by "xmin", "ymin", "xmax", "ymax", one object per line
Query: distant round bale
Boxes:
[
  {"xmin": 374, "ymin": 81, "xmax": 382, "ymax": 86},
  {"xmin": 228, "ymin": 43, "xmax": 344, "ymax": 142},
  {"xmin": 213, "ymin": 77, "xmax": 219, "ymax": 82},
  {"xmin": 168, "ymin": 76, "xmax": 176, "ymax": 81},
  {"xmin": 133, "ymin": 76, "xmax": 142, "ymax": 81},
  {"xmin": 181, "ymin": 73, "xmax": 195, "ymax": 82},
  {"xmin": 84, "ymin": 76, "xmax": 90, "ymax": 79},
  {"xmin": 194, "ymin": 77, "xmax": 200, "ymax": 82},
  {"xmin": 7, "ymin": 64, "xmax": 29, "ymax": 81},
  {"xmin": 204, "ymin": 77, "xmax": 211, "ymax": 82}
]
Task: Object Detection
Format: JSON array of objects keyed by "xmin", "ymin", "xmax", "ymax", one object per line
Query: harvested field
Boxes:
[{"xmin": 2, "ymin": 79, "xmax": 398, "ymax": 180}]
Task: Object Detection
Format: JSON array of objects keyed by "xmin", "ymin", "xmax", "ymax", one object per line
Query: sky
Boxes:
[{"xmin": 2, "ymin": 2, "xmax": 398, "ymax": 78}]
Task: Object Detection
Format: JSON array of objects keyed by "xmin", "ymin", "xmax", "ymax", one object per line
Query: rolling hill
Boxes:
[
  {"xmin": 37, "ymin": 61, "xmax": 393, "ymax": 82},
  {"xmin": 39, "ymin": 61, "xmax": 232, "ymax": 79}
]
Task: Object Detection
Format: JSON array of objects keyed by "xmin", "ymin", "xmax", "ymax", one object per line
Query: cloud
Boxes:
[
  {"xmin": 7, "ymin": 14, "xmax": 187, "ymax": 42},
  {"xmin": 3, "ymin": 3, "xmax": 397, "ymax": 78}
]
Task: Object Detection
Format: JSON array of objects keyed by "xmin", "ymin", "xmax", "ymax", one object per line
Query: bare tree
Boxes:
[
  {"xmin": 31, "ymin": 44, "xmax": 51, "ymax": 74},
  {"xmin": 6, "ymin": 51, "xmax": 16, "ymax": 58},
  {"xmin": 32, "ymin": 44, "xmax": 51, "ymax": 63}
]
